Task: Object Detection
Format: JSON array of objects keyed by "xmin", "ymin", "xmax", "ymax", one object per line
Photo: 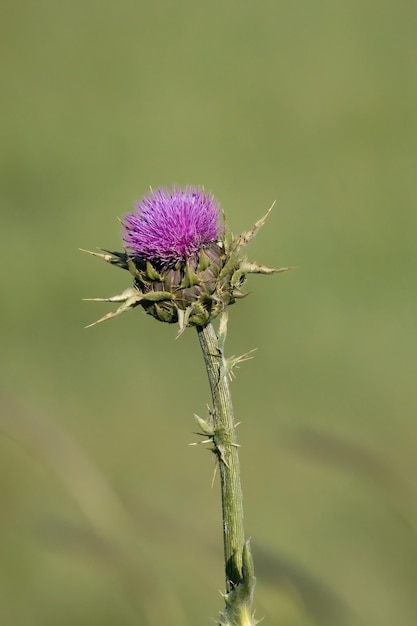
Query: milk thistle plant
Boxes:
[{"xmin": 82, "ymin": 187, "xmax": 290, "ymax": 626}]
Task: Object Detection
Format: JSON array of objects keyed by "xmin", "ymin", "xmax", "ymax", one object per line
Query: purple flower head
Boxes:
[{"xmin": 123, "ymin": 187, "xmax": 222, "ymax": 265}]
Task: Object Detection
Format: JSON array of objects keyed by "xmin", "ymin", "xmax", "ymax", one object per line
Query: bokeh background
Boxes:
[{"xmin": 1, "ymin": 1, "xmax": 416, "ymax": 624}]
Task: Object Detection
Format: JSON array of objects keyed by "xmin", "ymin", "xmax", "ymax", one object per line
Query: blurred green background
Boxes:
[{"xmin": 1, "ymin": 1, "xmax": 416, "ymax": 624}]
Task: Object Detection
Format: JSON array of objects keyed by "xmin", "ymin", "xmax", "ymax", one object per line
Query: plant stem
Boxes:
[{"xmin": 197, "ymin": 321, "xmax": 255, "ymax": 625}]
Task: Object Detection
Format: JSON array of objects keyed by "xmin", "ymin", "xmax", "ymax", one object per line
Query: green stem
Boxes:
[{"xmin": 197, "ymin": 321, "xmax": 255, "ymax": 626}]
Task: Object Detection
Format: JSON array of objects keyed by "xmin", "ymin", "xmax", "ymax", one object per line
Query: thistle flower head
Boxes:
[
  {"xmin": 83, "ymin": 186, "xmax": 290, "ymax": 333},
  {"xmin": 123, "ymin": 187, "xmax": 221, "ymax": 265}
]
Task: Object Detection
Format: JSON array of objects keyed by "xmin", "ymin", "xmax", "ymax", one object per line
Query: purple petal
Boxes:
[{"xmin": 123, "ymin": 187, "xmax": 222, "ymax": 263}]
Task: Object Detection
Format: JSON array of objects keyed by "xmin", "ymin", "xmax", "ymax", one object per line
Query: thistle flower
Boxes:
[
  {"xmin": 83, "ymin": 186, "xmax": 290, "ymax": 333},
  {"xmin": 82, "ymin": 186, "xmax": 292, "ymax": 625}
]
